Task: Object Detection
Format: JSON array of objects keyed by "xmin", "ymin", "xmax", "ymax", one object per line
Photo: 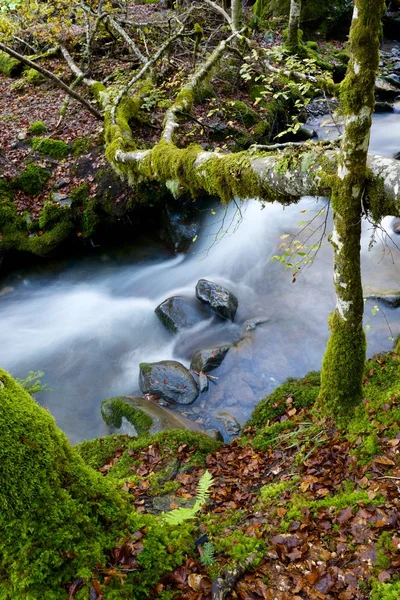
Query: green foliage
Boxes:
[
  {"xmin": 15, "ymin": 370, "xmax": 51, "ymax": 395},
  {"xmin": 25, "ymin": 68, "xmax": 43, "ymax": 85},
  {"xmin": 31, "ymin": 137, "xmax": 70, "ymax": 158},
  {"xmin": 0, "ymin": 50, "xmax": 21, "ymax": 76},
  {"xmin": 200, "ymin": 541, "xmax": 215, "ymax": 567},
  {"xmin": 13, "ymin": 163, "xmax": 50, "ymax": 194},
  {"xmin": 71, "ymin": 137, "xmax": 92, "ymax": 156},
  {"xmin": 370, "ymin": 580, "xmax": 400, "ymax": 600},
  {"xmin": 163, "ymin": 470, "xmax": 214, "ymax": 525},
  {"xmin": 101, "ymin": 396, "xmax": 153, "ymax": 435},
  {"xmin": 215, "ymin": 530, "xmax": 265, "ymax": 564},
  {"xmin": 0, "ymin": 0, "xmax": 22, "ymax": 13},
  {"xmin": 28, "ymin": 120, "xmax": 47, "ymax": 135}
]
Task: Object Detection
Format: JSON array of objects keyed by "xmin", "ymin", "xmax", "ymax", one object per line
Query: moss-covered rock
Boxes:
[
  {"xmin": 101, "ymin": 396, "xmax": 153, "ymax": 435},
  {"xmin": 28, "ymin": 120, "xmax": 47, "ymax": 135},
  {"xmin": 0, "ymin": 50, "xmax": 22, "ymax": 77},
  {"xmin": 25, "ymin": 67, "xmax": 44, "ymax": 85},
  {"xmin": 31, "ymin": 137, "xmax": 70, "ymax": 159},
  {"xmin": 13, "ymin": 163, "xmax": 50, "ymax": 195},
  {"xmin": 72, "ymin": 137, "xmax": 92, "ymax": 157}
]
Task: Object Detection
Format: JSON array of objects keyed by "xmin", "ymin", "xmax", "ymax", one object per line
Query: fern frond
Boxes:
[
  {"xmin": 162, "ymin": 470, "xmax": 214, "ymax": 525},
  {"xmin": 195, "ymin": 470, "xmax": 214, "ymax": 506}
]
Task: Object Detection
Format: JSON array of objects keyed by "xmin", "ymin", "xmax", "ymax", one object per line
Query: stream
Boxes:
[{"xmin": 1, "ymin": 108, "xmax": 400, "ymax": 444}]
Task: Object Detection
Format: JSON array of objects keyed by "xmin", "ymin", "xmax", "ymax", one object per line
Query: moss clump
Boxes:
[
  {"xmin": 31, "ymin": 137, "xmax": 70, "ymax": 159},
  {"xmin": 101, "ymin": 397, "xmax": 153, "ymax": 435},
  {"xmin": 72, "ymin": 137, "xmax": 92, "ymax": 156},
  {"xmin": 215, "ymin": 530, "xmax": 265, "ymax": 565},
  {"xmin": 0, "ymin": 50, "xmax": 22, "ymax": 77},
  {"xmin": 246, "ymin": 371, "xmax": 320, "ymax": 431},
  {"xmin": 13, "ymin": 163, "xmax": 50, "ymax": 194},
  {"xmin": 25, "ymin": 68, "xmax": 43, "ymax": 85},
  {"xmin": 28, "ymin": 121, "xmax": 47, "ymax": 135},
  {"xmin": 370, "ymin": 580, "xmax": 400, "ymax": 600},
  {"xmin": 0, "ymin": 368, "xmax": 139, "ymax": 598}
]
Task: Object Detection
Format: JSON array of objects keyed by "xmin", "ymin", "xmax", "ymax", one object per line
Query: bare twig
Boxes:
[{"xmin": 0, "ymin": 42, "xmax": 102, "ymax": 120}]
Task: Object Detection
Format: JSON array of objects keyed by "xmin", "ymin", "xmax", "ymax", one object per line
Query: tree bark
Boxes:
[
  {"xmin": 319, "ymin": 0, "xmax": 386, "ymax": 417},
  {"xmin": 286, "ymin": 0, "xmax": 302, "ymax": 53}
]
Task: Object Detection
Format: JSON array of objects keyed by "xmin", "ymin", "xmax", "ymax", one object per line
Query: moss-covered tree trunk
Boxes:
[
  {"xmin": 232, "ymin": 0, "xmax": 243, "ymax": 32},
  {"xmin": 286, "ymin": 0, "xmax": 302, "ymax": 53},
  {"xmin": 319, "ymin": 0, "xmax": 386, "ymax": 417}
]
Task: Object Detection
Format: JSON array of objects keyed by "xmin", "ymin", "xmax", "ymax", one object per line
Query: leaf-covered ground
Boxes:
[{"xmin": 76, "ymin": 350, "xmax": 400, "ymax": 600}]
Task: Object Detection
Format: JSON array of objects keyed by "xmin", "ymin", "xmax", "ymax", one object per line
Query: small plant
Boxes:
[
  {"xmin": 200, "ymin": 541, "xmax": 215, "ymax": 567},
  {"xmin": 15, "ymin": 370, "xmax": 51, "ymax": 395},
  {"xmin": 163, "ymin": 470, "xmax": 214, "ymax": 525}
]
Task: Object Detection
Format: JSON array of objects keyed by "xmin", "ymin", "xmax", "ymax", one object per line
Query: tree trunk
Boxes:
[
  {"xmin": 319, "ymin": 0, "xmax": 386, "ymax": 417},
  {"xmin": 286, "ymin": 0, "xmax": 302, "ymax": 53},
  {"xmin": 231, "ymin": 0, "xmax": 243, "ymax": 32}
]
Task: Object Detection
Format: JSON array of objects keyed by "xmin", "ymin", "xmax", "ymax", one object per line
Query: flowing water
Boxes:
[{"xmin": 1, "ymin": 111, "xmax": 400, "ymax": 444}]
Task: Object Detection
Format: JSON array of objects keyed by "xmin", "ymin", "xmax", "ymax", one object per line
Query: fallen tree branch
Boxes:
[
  {"xmin": 0, "ymin": 42, "xmax": 102, "ymax": 120},
  {"xmin": 212, "ymin": 552, "xmax": 258, "ymax": 600},
  {"xmin": 203, "ymin": 0, "xmax": 232, "ymax": 25}
]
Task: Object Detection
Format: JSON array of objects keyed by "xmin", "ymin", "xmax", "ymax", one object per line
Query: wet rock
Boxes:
[
  {"xmin": 139, "ymin": 360, "xmax": 199, "ymax": 405},
  {"xmin": 54, "ymin": 179, "xmax": 68, "ymax": 189},
  {"xmin": 215, "ymin": 411, "xmax": 241, "ymax": 436},
  {"xmin": 394, "ymin": 151, "xmax": 400, "ymax": 160},
  {"xmin": 374, "ymin": 102, "xmax": 394, "ymax": 113},
  {"xmin": 205, "ymin": 429, "xmax": 224, "ymax": 442},
  {"xmin": 155, "ymin": 296, "xmax": 210, "ymax": 333},
  {"xmin": 190, "ymin": 345, "xmax": 230, "ymax": 372},
  {"xmin": 162, "ymin": 201, "xmax": 198, "ymax": 252},
  {"xmin": 386, "ymin": 74, "xmax": 400, "ymax": 88},
  {"xmin": 375, "ymin": 78, "xmax": 400, "ymax": 100},
  {"xmin": 53, "ymin": 193, "xmax": 72, "ymax": 208},
  {"xmin": 198, "ymin": 372, "xmax": 209, "ymax": 393},
  {"xmin": 241, "ymin": 317, "xmax": 269, "ymax": 333},
  {"xmin": 364, "ymin": 289, "xmax": 400, "ymax": 308},
  {"xmin": 195, "ymin": 279, "xmax": 238, "ymax": 321}
]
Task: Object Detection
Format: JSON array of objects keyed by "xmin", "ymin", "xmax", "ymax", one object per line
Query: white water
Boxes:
[{"xmin": 1, "ymin": 114, "xmax": 400, "ymax": 443}]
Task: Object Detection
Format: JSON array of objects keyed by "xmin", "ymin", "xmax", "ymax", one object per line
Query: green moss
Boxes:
[
  {"xmin": 0, "ymin": 368, "xmax": 142, "ymax": 598},
  {"xmin": 72, "ymin": 137, "xmax": 92, "ymax": 157},
  {"xmin": 28, "ymin": 120, "xmax": 47, "ymax": 135},
  {"xmin": 13, "ymin": 163, "xmax": 50, "ymax": 194},
  {"xmin": 375, "ymin": 532, "xmax": 393, "ymax": 571},
  {"xmin": 246, "ymin": 371, "xmax": 320, "ymax": 431},
  {"xmin": 259, "ymin": 480, "xmax": 294, "ymax": 504},
  {"xmin": 319, "ymin": 312, "xmax": 366, "ymax": 419},
  {"xmin": 306, "ymin": 41, "xmax": 318, "ymax": 50},
  {"xmin": 0, "ymin": 50, "xmax": 22, "ymax": 77},
  {"xmin": 225, "ymin": 100, "xmax": 260, "ymax": 127},
  {"xmin": 281, "ymin": 485, "xmax": 383, "ymax": 531},
  {"xmin": 31, "ymin": 137, "xmax": 70, "ymax": 159},
  {"xmin": 215, "ymin": 530, "xmax": 265, "ymax": 565},
  {"xmin": 252, "ymin": 419, "xmax": 297, "ymax": 450},
  {"xmin": 25, "ymin": 68, "xmax": 43, "ymax": 85},
  {"xmin": 370, "ymin": 580, "xmax": 400, "ymax": 600},
  {"xmin": 101, "ymin": 396, "xmax": 153, "ymax": 435}
]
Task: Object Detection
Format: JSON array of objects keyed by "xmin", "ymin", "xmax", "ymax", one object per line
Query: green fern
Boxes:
[{"xmin": 163, "ymin": 470, "xmax": 214, "ymax": 525}]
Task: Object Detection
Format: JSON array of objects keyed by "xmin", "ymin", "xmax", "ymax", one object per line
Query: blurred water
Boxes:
[{"xmin": 1, "ymin": 113, "xmax": 400, "ymax": 443}]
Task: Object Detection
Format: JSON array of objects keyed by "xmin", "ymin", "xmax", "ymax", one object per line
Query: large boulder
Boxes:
[
  {"xmin": 195, "ymin": 279, "xmax": 238, "ymax": 321},
  {"xmin": 155, "ymin": 296, "xmax": 210, "ymax": 333},
  {"xmin": 190, "ymin": 345, "xmax": 230, "ymax": 372},
  {"xmin": 139, "ymin": 360, "xmax": 199, "ymax": 404}
]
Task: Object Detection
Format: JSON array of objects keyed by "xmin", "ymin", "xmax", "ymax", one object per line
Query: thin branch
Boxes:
[
  {"xmin": 0, "ymin": 42, "xmax": 102, "ymax": 120},
  {"xmin": 203, "ymin": 0, "xmax": 232, "ymax": 24}
]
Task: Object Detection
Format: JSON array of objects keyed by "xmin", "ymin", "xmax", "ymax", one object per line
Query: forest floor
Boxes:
[{"xmin": 77, "ymin": 349, "xmax": 400, "ymax": 600}]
